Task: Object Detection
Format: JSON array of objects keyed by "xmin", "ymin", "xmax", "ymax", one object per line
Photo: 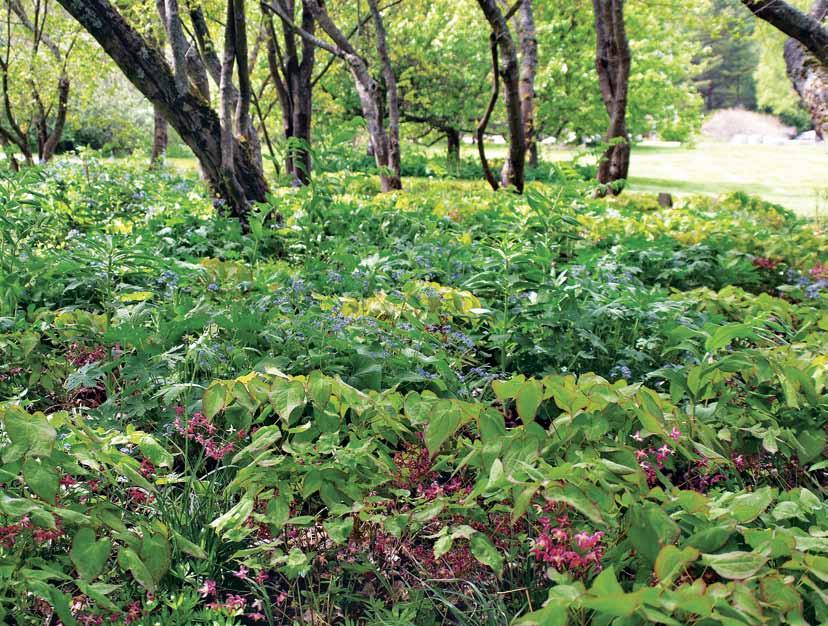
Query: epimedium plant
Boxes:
[{"xmin": 0, "ymin": 156, "xmax": 826, "ymax": 625}]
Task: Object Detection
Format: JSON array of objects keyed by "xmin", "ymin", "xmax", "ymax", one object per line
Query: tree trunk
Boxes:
[
  {"xmin": 446, "ymin": 127, "xmax": 461, "ymax": 171},
  {"xmin": 151, "ymin": 104, "xmax": 169, "ymax": 164},
  {"xmin": 516, "ymin": 0, "xmax": 538, "ymax": 168},
  {"xmin": 56, "ymin": 0, "xmax": 267, "ymax": 221},
  {"xmin": 592, "ymin": 0, "xmax": 631, "ymax": 195},
  {"xmin": 40, "ymin": 76, "xmax": 70, "ymax": 162},
  {"xmin": 478, "ymin": 32, "xmax": 501, "ymax": 191},
  {"xmin": 368, "ymin": 0, "xmax": 402, "ymax": 190},
  {"xmin": 784, "ymin": 0, "xmax": 828, "ymax": 138},
  {"xmin": 741, "ymin": 0, "xmax": 828, "ymax": 64},
  {"xmin": 476, "ymin": 0, "xmax": 526, "ymax": 193},
  {"xmin": 301, "ymin": 0, "xmax": 399, "ymax": 192}
]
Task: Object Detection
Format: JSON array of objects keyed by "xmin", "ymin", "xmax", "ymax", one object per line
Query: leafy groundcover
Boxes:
[{"xmin": 1, "ymin": 157, "xmax": 827, "ymax": 625}]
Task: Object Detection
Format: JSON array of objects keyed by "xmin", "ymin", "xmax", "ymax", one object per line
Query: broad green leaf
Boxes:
[
  {"xmin": 424, "ymin": 400, "xmax": 462, "ymax": 456},
  {"xmin": 701, "ymin": 551, "xmax": 767, "ymax": 579},
  {"xmin": 117, "ymin": 547, "xmax": 156, "ymax": 592},
  {"xmin": 71, "ymin": 528, "xmax": 111, "ymax": 581},
  {"xmin": 202, "ymin": 382, "xmax": 228, "ymax": 419},
  {"xmin": 141, "ymin": 532, "xmax": 171, "ymax": 584},
  {"xmin": 22, "ymin": 458, "xmax": 58, "ymax": 502},
  {"xmin": 582, "ymin": 566, "xmax": 642, "ymax": 616},
  {"xmin": 323, "ymin": 517, "xmax": 354, "ymax": 545},
  {"xmin": 470, "ymin": 533, "xmax": 503, "ymax": 576},
  {"xmin": 515, "ymin": 379, "xmax": 543, "ymax": 424},
  {"xmin": 655, "ymin": 545, "xmax": 699, "ymax": 586},
  {"xmin": 730, "ymin": 487, "xmax": 775, "ymax": 523},
  {"xmin": 2, "ymin": 407, "xmax": 56, "ymax": 459}
]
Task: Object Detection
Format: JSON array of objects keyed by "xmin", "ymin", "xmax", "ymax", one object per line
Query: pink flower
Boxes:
[
  {"xmin": 669, "ymin": 427, "xmax": 681, "ymax": 441},
  {"xmin": 59, "ymin": 474, "xmax": 78, "ymax": 487},
  {"xmin": 247, "ymin": 613, "xmax": 266, "ymax": 622},
  {"xmin": 631, "ymin": 431, "xmax": 643, "ymax": 442},
  {"xmin": 254, "ymin": 570, "xmax": 268, "ymax": 585},
  {"xmin": 233, "ymin": 565, "xmax": 249, "ymax": 580},
  {"xmin": 198, "ymin": 579, "xmax": 217, "ymax": 598},
  {"xmin": 225, "ymin": 594, "xmax": 247, "ymax": 610},
  {"xmin": 733, "ymin": 454, "xmax": 746, "ymax": 471}
]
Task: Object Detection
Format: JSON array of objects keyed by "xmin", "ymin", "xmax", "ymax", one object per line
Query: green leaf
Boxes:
[
  {"xmin": 138, "ymin": 434, "xmax": 174, "ymax": 468},
  {"xmin": 582, "ymin": 566, "xmax": 642, "ymax": 616},
  {"xmin": 434, "ymin": 534, "xmax": 453, "ymax": 559},
  {"xmin": 2, "ymin": 407, "xmax": 56, "ymax": 459},
  {"xmin": 655, "ymin": 545, "xmax": 699, "ymax": 586},
  {"xmin": 424, "ymin": 400, "xmax": 462, "ymax": 456},
  {"xmin": 323, "ymin": 517, "xmax": 354, "ymax": 545},
  {"xmin": 804, "ymin": 555, "xmax": 828, "ymax": 583},
  {"xmin": 701, "ymin": 551, "xmax": 767, "ymax": 579},
  {"xmin": 470, "ymin": 533, "xmax": 503, "ymax": 576},
  {"xmin": 117, "ymin": 547, "xmax": 156, "ymax": 592},
  {"xmin": 210, "ymin": 495, "xmax": 255, "ymax": 535},
  {"xmin": 70, "ymin": 528, "xmax": 111, "ymax": 581},
  {"xmin": 307, "ymin": 371, "xmax": 332, "ymax": 408},
  {"xmin": 171, "ymin": 529, "xmax": 208, "ymax": 560},
  {"xmin": 492, "ymin": 375, "xmax": 524, "ymax": 401},
  {"xmin": 141, "ymin": 531, "xmax": 171, "ymax": 584},
  {"xmin": 202, "ymin": 382, "xmax": 228, "ymax": 419},
  {"xmin": 268, "ymin": 379, "xmax": 306, "ymax": 421},
  {"xmin": 22, "ymin": 458, "xmax": 58, "ymax": 502},
  {"xmin": 515, "ymin": 379, "xmax": 543, "ymax": 424},
  {"xmin": 730, "ymin": 487, "xmax": 775, "ymax": 523},
  {"xmin": 627, "ymin": 502, "xmax": 679, "ymax": 564}
]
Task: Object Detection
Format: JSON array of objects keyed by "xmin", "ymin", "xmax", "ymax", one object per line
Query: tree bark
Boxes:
[
  {"xmin": 151, "ymin": 104, "xmax": 169, "ymax": 164},
  {"xmin": 368, "ymin": 0, "xmax": 402, "ymax": 190},
  {"xmin": 476, "ymin": 0, "xmax": 526, "ymax": 193},
  {"xmin": 56, "ymin": 0, "xmax": 267, "ymax": 221},
  {"xmin": 592, "ymin": 0, "xmax": 631, "ymax": 195},
  {"xmin": 516, "ymin": 0, "xmax": 538, "ymax": 168},
  {"xmin": 268, "ymin": 0, "xmax": 400, "ymax": 191},
  {"xmin": 741, "ymin": 0, "xmax": 828, "ymax": 64},
  {"xmin": 446, "ymin": 127, "xmax": 461, "ymax": 171},
  {"xmin": 40, "ymin": 76, "xmax": 69, "ymax": 162},
  {"xmin": 164, "ymin": 0, "xmax": 189, "ymax": 95},
  {"xmin": 233, "ymin": 0, "xmax": 252, "ymax": 137},
  {"xmin": 478, "ymin": 32, "xmax": 501, "ymax": 191},
  {"xmin": 784, "ymin": 0, "xmax": 828, "ymax": 139},
  {"xmin": 267, "ymin": 2, "xmax": 315, "ymax": 183}
]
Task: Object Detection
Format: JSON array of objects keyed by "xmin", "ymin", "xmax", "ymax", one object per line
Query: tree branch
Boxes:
[{"xmin": 741, "ymin": 0, "xmax": 828, "ymax": 64}]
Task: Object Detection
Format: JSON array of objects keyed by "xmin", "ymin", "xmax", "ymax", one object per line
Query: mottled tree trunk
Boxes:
[
  {"xmin": 40, "ymin": 76, "xmax": 69, "ymax": 162},
  {"xmin": 300, "ymin": 0, "xmax": 400, "ymax": 192},
  {"xmin": 369, "ymin": 0, "xmax": 402, "ymax": 190},
  {"xmin": 784, "ymin": 0, "xmax": 828, "ymax": 138},
  {"xmin": 476, "ymin": 0, "xmax": 526, "ymax": 193},
  {"xmin": 592, "ymin": 0, "xmax": 631, "ymax": 195},
  {"xmin": 516, "ymin": 0, "xmax": 538, "ymax": 168},
  {"xmin": 446, "ymin": 128, "xmax": 461, "ymax": 171},
  {"xmin": 267, "ymin": 2, "xmax": 315, "ymax": 183},
  {"xmin": 151, "ymin": 105, "xmax": 168, "ymax": 164},
  {"xmin": 56, "ymin": 0, "xmax": 267, "ymax": 221}
]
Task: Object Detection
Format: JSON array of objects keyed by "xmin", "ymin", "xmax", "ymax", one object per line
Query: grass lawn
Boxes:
[
  {"xmin": 169, "ymin": 139, "xmax": 827, "ymax": 217},
  {"xmin": 624, "ymin": 141, "xmax": 827, "ymax": 216}
]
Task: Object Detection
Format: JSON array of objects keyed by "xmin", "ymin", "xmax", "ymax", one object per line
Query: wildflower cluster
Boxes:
[{"xmin": 530, "ymin": 513, "xmax": 605, "ymax": 577}]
